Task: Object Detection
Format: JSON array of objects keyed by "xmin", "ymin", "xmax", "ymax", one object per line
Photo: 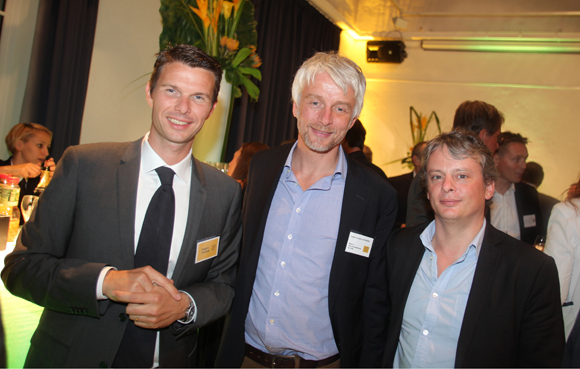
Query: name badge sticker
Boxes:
[
  {"xmin": 523, "ymin": 214, "xmax": 536, "ymax": 228},
  {"xmin": 345, "ymin": 231, "xmax": 374, "ymax": 258},
  {"xmin": 196, "ymin": 236, "xmax": 220, "ymax": 263}
]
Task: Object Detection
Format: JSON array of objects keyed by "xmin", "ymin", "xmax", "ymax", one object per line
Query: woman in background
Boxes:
[
  {"xmin": 0, "ymin": 123, "xmax": 54, "ymax": 223},
  {"xmin": 545, "ymin": 175, "xmax": 580, "ymax": 339},
  {"xmin": 228, "ymin": 141, "xmax": 269, "ymax": 189}
]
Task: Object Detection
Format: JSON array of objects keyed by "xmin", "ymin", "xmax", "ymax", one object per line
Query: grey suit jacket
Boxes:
[{"xmin": 2, "ymin": 139, "xmax": 242, "ymax": 368}]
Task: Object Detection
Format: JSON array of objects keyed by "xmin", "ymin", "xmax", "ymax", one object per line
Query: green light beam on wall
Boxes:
[{"xmin": 421, "ymin": 40, "xmax": 580, "ymax": 54}]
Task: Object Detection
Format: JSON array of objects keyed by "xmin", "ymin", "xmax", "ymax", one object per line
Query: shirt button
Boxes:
[
  {"xmin": 274, "ymin": 291, "xmax": 280, "ymax": 297},
  {"xmin": 269, "ymin": 319, "xmax": 275, "ymax": 324},
  {"xmin": 281, "ymin": 261, "xmax": 286, "ymax": 267},
  {"xmin": 430, "ymin": 255, "xmax": 433, "ymax": 260},
  {"xmin": 433, "ymin": 292, "xmax": 438, "ymax": 298},
  {"xmin": 423, "ymin": 330, "xmax": 429, "ymax": 336},
  {"xmin": 296, "ymin": 208, "xmax": 300, "ymax": 213},
  {"xmin": 288, "ymin": 234, "xmax": 292, "ymax": 240}
]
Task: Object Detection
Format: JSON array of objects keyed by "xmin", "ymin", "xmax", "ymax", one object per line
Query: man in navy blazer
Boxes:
[
  {"xmin": 383, "ymin": 130, "xmax": 564, "ymax": 367},
  {"xmin": 217, "ymin": 52, "xmax": 397, "ymax": 368}
]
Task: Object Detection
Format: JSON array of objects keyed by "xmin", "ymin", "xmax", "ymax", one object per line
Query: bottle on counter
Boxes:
[
  {"xmin": 0, "ymin": 174, "xmax": 12, "ymax": 249},
  {"xmin": 7, "ymin": 176, "xmax": 21, "ymax": 242}
]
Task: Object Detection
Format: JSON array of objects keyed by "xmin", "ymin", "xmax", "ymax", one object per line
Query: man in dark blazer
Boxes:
[
  {"xmin": 490, "ymin": 132, "xmax": 544, "ymax": 245},
  {"xmin": 217, "ymin": 52, "xmax": 397, "ymax": 368},
  {"xmin": 389, "ymin": 141, "xmax": 426, "ymax": 227},
  {"xmin": 1, "ymin": 45, "xmax": 242, "ymax": 368},
  {"xmin": 382, "ymin": 130, "xmax": 564, "ymax": 368}
]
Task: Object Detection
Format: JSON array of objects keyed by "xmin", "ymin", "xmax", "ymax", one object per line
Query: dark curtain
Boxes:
[
  {"xmin": 224, "ymin": 0, "xmax": 341, "ymax": 161},
  {"xmin": 19, "ymin": 0, "xmax": 100, "ymax": 163}
]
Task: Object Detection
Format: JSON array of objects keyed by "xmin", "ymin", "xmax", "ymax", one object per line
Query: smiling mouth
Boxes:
[
  {"xmin": 311, "ymin": 126, "xmax": 334, "ymax": 136},
  {"xmin": 168, "ymin": 117, "xmax": 189, "ymax": 126}
]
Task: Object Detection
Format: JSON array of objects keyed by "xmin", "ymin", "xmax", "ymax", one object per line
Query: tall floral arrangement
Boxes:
[
  {"xmin": 160, "ymin": 0, "xmax": 261, "ymax": 100},
  {"xmin": 385, "ymin": 107, "xmax": 441, "ymax": 170}
]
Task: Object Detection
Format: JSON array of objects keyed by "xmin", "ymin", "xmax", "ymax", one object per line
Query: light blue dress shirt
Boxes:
[
  {"xmin": 394, "ymin": 219, "xmax": 486, "ymax": 368},
  {"xmin": 245, "ymin": 143, "xmax": 347, "ymax": 360}
]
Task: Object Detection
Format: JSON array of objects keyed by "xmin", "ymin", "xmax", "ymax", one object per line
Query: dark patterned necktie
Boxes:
[{"xmin": 112, "ymin": 166, "xmax": 175, "ymax": 368}]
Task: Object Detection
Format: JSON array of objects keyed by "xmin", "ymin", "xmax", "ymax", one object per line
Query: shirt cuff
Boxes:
[
  {"xmin": 96, "ymin": 266, "xmax": 117, "ymax": 300},
  {"xmin": 177, "ymin": 290, "xmax": 197, "ymax": 324}
]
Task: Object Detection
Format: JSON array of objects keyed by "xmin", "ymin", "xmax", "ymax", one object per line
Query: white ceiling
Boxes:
[{"xmin": 308, "ymin": 0, "xmax": 580, "ymax": 39}]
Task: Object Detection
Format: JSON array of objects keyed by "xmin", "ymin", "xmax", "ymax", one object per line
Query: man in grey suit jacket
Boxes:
[
  {"xmin": 383, "ymin": 130, "xmax": 564, "ymax": 367},
  {"xmin": 2, "ymin": 45, "xmax": 242, "ymax": 368}
]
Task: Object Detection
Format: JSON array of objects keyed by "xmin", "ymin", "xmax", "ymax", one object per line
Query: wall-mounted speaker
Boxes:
[{"xmin": 367, "ymin": 41, "xmax": 407, "ymax": 63}]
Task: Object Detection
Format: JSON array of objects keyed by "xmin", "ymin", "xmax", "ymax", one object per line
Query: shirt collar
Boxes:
[
  {"xmin": 140, "ymin": 132, "xmax": 191, "ymax": 185},
  {"xmin": 420, "ymin": 218, "xmax": 487, "ymax": 258},
  {"xmin": 283, "ymin": 142, "xmax": 348, "ymax": 181}
]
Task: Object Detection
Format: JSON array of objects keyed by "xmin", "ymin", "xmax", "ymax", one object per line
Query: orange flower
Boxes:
[
  {"xmin": 420, "ymin": 116, "xmax": 428, "ymax": 129},
  {"xmin": 252, "ymin": 55, "xmax": 262, "ymax": 68},
  {"xmin": 190, "ymin": 0, "xmax": 210, "ymax": 29},
  {"xmin": 221, "ymin": 36, "xmax": 239, "ymax": 51},
  {"xmin": 209, "ymin": 0, "xmax": 223, "ymax": 34},
  {"xmin": 222, "ymin": 1, "xmax": 234, "ymax": 19},
  {"xmin": 233, "ymin": 0, "xmax": 243, "ymax": 12}
]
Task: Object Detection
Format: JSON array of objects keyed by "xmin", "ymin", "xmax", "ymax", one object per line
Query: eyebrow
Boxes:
[
  {"xmin": 304, "ymin": 93, "xmax": 353, "ymax": 108},
  {"xmin": 161, "ymin": 83, "xmax": 211, "ymax": 98}
]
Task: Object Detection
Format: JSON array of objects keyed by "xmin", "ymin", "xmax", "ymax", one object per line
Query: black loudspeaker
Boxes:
[{"xmin": 367, "ymin": 41, "xmax": 407, "ymax": 63}]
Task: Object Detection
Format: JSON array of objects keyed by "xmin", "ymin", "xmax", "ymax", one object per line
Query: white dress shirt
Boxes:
[
  {"xmin": 96, "ymin": 133, "xmax": 195, "ymax": 367},
  {"xmin": 490, "ymin": 183, "xmax": 520, "ymax": 240}
]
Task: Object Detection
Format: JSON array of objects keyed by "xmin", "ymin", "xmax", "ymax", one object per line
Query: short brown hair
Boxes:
[
  {"xmin": 149, "ymin": 44, "xmax": 223, "ymax": 104},
  {"xmin": 453, "ymin": 100, "xmax": 504, "ymax": 136},
  {"xmin": 5, "ymin": 123, "xmax": 53, "ymax": 155},
  {"xmin": 420, "ymin": 129, "xmax": 498, "ymax": 196},
  {"xmin": 496, "ymin": 131, "xmax": 528, "ymax": 156}
]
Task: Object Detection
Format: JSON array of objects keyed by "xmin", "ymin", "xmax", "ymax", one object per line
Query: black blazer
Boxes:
[
  {"xmin": 388, "ymin": 171, "xmax": 413, "ymax": 227},
  {"xmin": 486, "ymin": 182, "xmax": 544, "ymax": 245},
  {"xmin": 217, "ymin": 144, "xmax": 398, "ymax": 368},
  {"xmin": 382, "ymin": 222, "xmax": 565, "ymax": 368}
]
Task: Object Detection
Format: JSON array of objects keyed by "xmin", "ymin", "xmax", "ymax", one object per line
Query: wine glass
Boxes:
[
  {"xmin": 534, "ymin": 235, "xmax": 546, "ymax": 252},
  {"xmin": 21, "ymin": 195, "xmax": 39, "ymax": 223}
]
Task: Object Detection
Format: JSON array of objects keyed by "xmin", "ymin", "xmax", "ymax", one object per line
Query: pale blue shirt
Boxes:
[
  {"xmin": 394, "ymin": 219, "xmax": 486, "ymax": 368},
  {"xmin": 245, "ymin": 143, "xmax": 346, "ymax": 360}
]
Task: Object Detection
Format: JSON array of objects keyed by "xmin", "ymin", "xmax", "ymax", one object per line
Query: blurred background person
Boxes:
[
  {"xmin": 228, "ymin": 141, "xmax": 269, "ymax": 189},
  {"xmin": 0, "ymin": 123, "xmax": 54, "ymax": 223},
  {"xmin": 342, "ymin": 119, "xmax": 388, "ymax": 180},
  {"xmin": 522, "ymin": 161, "xmax": 560, "ymax": 232},
  {"xmin": 545, "ymin": 175, "xmax": 580, "ymax": 339},
  {"xmin": 389, "ymin": 141, "xmax": 426, "ymax": 228}
]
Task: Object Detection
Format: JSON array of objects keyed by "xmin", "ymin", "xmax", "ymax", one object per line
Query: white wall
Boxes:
[
  {"xmin": 0, "ymin": 0, "xmax": 39, "ymax": 157},
  {"xmin": 80, "ymin": 0, "xmax": 162, "ymax": 145},
  {"xmin": 339, "ymin": 33, "xmax": 580, "ymax": 199}
]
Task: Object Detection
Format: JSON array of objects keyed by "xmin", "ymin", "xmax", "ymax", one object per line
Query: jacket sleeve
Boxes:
[{"xmin": 1, "ymin": 147, "xmax": 106, "ymax": 318}]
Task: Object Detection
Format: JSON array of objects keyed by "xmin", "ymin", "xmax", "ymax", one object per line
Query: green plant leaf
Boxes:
[
  {"xmin": 231, "ymin": 48, "xmax": 252, "ymax": 67},
  {"xmin": 239, "ymin": 74, "xmax": 259, "ymax": 101},
  {"xmin": 238, "ymin": 67, "xmax": 261, "ymax": 80}
]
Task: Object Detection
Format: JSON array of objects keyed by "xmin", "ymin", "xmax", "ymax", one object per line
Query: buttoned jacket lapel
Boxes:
[
  {"xmin": 171, "ymin": 157, "xmax": 207, "ymax": 284},
  {"xmin": 454, "ymin": 222, "xmax": 501, "ymax": 367},
  {"xmin": 328, "ymin": 155, "xmax": 372, "ymax": 306},
  {"xmin": 117, "ymin": 139, "xmax": 142, "ymax": 270}
]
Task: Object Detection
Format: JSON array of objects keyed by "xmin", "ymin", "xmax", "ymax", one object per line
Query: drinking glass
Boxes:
[
  {"xmin": 21, "ymin": 195, "xmax": 39, "ymax": 223},
  {"xmin": 534, "ymin": 235, "xmax": 546, "ymax": 252}
]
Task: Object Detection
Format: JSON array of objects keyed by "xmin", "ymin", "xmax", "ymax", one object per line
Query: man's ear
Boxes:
[
  {"xmin": 292, "ymin": 102, "xmax": 298, "ymax": 118},
  {"xmin": 478, "ymin": 129, "xmax": 489, "ymax": 142},
  {"xmin": 15, "ymin": 140, "xmax": 23, "ymax": 151},
  {"xmin": 145, "ymin": 82, "xmax": 153, "ymax": 108}
]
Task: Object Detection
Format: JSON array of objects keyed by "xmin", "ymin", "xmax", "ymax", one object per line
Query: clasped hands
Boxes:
[{"xmin": 102, "ymin": 266, "xmax": 189, "ymax": 329}]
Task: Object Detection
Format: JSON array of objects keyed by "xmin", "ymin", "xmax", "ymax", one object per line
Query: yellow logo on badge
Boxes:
[
  {"xmin": 196, "ymin": 236, "xmax": 220, "ymax": 263},
  {"xmin": 363, "ymin": 246, "xmax": 370, "ymax": 253}
]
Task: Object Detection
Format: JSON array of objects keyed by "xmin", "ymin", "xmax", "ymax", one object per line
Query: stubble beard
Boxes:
[{"xmin": 298, "ymin": 120, "xmax": 344, "ymax": 154}]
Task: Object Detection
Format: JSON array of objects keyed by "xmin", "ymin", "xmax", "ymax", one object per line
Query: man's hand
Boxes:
[
  {"xmin": 102, "ymin": 266, "xmax": 182, "ymax": 302},
  {"xmin": 120, "ymin": 288, "xmax": 190, "ymax": 329},
  {"xmin": 0, "ymin": 163, "xmax": 41, "ymax": 179}
]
